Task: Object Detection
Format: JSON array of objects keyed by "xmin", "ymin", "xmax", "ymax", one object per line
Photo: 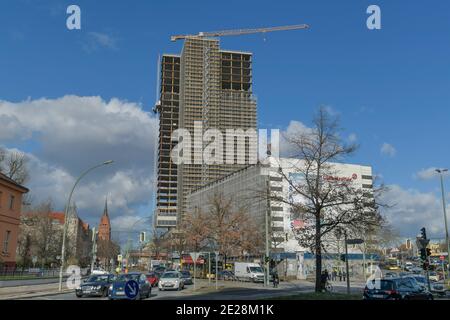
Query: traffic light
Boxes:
[
  {"xmin": 420, "ymin": 248, "xmax": 427, "ymax": 261},
  {"xmin": 426, "ymin": 248, "xmax": 432, "ymax": 257},
  {"xmin": 340, "ymin": 254, "xmax": 346, "ymax": 262},
  {"xmin": 420, "ymin": 227, "xmax": 427, "ymax": 239}
]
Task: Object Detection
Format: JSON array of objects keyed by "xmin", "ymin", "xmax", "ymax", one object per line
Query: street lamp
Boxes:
[
  {"xmin": 436, "ymin": 169, "xmax": 449, "ymax": 276},
  {"xmin": 58, "ymin": 160, "xmax": 114, "ymax": 291}
]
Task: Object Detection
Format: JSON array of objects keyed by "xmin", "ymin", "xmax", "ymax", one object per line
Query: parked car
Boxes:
[
  {"xmin": 180, "ymin": 271, "xmax": 193, "ymax": 285},
  {"xmin": 158, "ymin": 271, "xmax": 185, "ymax": 291},
  {"xmin": 75, "ymin": 274, "xmax": 115, "ymax": 298},
  {"xmin": 219, "ymin": 270, "xmax": 236, "ymax": 281},
  {"xmin": 146, "ymin": 272, "xmax": 159, "ymax": 287},
  {"xmin": 364, "ymin": 278, "xmax": 433, "ymax": 300},
  {"xmin": 108, "ymin": 272, "xmax": 151, "ymax": 300},
  {"xmin": 429, "ymin": 271, "xmax": 440, "ymax": 282},
  {"xmin": 91, "ymin": 269, "xmax": 108, "ymax": 275},
  {"xmin": 404, "ymin": 262, "xmax": 414, "ymax": 272}
]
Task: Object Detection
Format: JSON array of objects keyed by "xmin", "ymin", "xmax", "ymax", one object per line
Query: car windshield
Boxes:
[
  {"xmin": 147, "ymin": 272, "xmax": 155, "ymax": 277},
  {"xmin": 379, "ymin": 280, "xmax": 395, "ymax": 290},
  {"xmin": 162, "ymin": 272, "xmax": 178, "ymax": 278},
  {"xmin": 87, "ymin": 275, "xmax": 109, "ymax": 282},
  {"xmin": 181, "ymin": 272, "xmax": 190, "ymax": 277},
  {"xmin": 116, "ymin": 274, "xmax": 140, "ymax": 281},
  {"xmin": 249, "ymin": 267, "xmax": 263, "ymax": 273}
]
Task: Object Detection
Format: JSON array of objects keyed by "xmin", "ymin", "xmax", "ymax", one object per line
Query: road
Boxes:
[{"xmin": 21, "ymin": 279, "xmax": 365, "ymax": 300}]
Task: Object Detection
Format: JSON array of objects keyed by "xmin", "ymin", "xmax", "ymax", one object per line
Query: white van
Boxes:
[{"xmin": 234, "ymin": 262, "xmax": 265, "ymax": 282}]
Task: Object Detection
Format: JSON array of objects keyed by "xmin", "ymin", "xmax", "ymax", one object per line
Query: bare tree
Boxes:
[
  {"xmin": 97, "ymin": 239, "xmax": 120, "ymax": 269},
  {"xmin": 274, "ymin": 107, "xmax": 385, "ymax": 292},
  {"xmin": 206, "ymin": 192, "xmax": 263, "ymax": 264},
  {"xmin": 0, "ymin": 148, "xmax": 29, "ymax": 185},
  {"xmin": 18, "ymin": 200, "xmax": 63, "ymax": 268},
  {"xmin": 147, "ymin": 228, "xmax": 169, "ymax": 259},
  {"xmin": 182, "ymin": 208, "xmax": 211, "ymax": 253}
]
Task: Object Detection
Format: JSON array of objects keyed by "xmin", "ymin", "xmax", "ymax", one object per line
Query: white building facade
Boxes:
[{"xmin": 186, "ymin": 157, "xmax": 378, "ymax": 279}]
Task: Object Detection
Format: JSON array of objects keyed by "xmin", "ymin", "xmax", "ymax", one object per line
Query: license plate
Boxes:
[
  {"xmin": 83, "ymin": 290, "xmax": 91, "ymax": 293},
  {"xmin": 116, "ymin": 291, "xmax": 125, "ymax": 295},
  {"xmin": 373, "ymin": 294, "xmax": 385, "ymax": 298}
]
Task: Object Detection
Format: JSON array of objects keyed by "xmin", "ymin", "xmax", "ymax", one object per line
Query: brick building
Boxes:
[{"xmin": 0, "ymin": 173, "xmax": 28, "ymax": 268}]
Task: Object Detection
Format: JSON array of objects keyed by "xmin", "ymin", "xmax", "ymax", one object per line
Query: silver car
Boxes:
[{"xmin": 158, "ymin": 271, "xmax": 185, "ymax": 291}]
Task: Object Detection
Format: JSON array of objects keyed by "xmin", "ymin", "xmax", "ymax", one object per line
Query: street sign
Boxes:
[
  {"xmin": 346, "ymin": 239, "xmax": 364, "ymax": 245},
  {"xmin": 190, "ymin": 252, "xmax": 201, "ymax": 261},
  {"xmin": 124, "ymin": 280, "xmax": 139, "ymax": 299}
]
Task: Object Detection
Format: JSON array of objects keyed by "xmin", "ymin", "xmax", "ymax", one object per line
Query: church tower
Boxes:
[{"xmin": 98, "ymin": 198, "xmax": 111, "ymax": 241}]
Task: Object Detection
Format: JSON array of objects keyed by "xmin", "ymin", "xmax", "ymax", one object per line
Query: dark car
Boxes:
[
  {"xmin": 76, "ymin": 274, "xmax": 115, "ymax": 298},
  {"xmin": 218, "ymin": 270, "xmax": 236, "ymax": 281},
  {"xmin": 108, "ymin": 273, "xmax": 151, "ymax": 300},
  {"xmin": 146, "ymin": 272, "xmax": 159, "ymax": 287},
  {"xmin": 180, "ymin": 271, "xmax": 193, "ymax": 285},
  {"xmin": 364, "ymin": 278, "xmax": 433, "ymax": 300}
]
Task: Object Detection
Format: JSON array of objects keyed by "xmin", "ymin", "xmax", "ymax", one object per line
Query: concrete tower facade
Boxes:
[{"xmin": 155, "ymin": 38, "xmax": 257, "ymax": 227}]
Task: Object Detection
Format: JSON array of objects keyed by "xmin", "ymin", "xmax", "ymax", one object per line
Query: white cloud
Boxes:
[
  {"xmin": 279, "ymin": 120, "xmax": 312, "ymax": 157},
  {"xmin": 380, "ymin": 143, "xmax": 396, "ymax": 157},
  {"xmin": 0, "ymin": 96, "xmax": 158, "ymax": 231},
  {"xmin": 380, "ymin": 185, "xmax": 450, "ymax": 238},
  {"xmin": 348, "ymin": 133, "xmax": 357, "ymax": 143},
  {"xmin": 83, "ymin": 32, "xmax": 118, "ymax": 52},
  {"xmin": 415, "ymin": 167, "xmax": 449, "ymax": 180}
]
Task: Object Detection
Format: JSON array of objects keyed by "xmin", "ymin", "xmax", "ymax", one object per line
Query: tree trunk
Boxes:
[{"xmin": 315, "ymin": 215, "xmax": 322, "ymax": 293}]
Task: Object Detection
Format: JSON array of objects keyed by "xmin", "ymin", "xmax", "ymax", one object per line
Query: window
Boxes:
[
  {"xmin": 9, "ymin": 195, "xmax": 15, "ymax": 210},
  {"xmin": 3, "ymin": 230, "xmax": 11, "ymax": 253}
]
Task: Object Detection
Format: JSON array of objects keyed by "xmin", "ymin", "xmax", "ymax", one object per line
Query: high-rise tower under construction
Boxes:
[{"xmin": 155, "ymin": 38, "xmax": 257, "ymax": 228}]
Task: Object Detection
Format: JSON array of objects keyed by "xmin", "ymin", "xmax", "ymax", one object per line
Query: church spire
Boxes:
[{"xmin": 103, "ymin": 197, "xmax": 108, "ymax": 217}]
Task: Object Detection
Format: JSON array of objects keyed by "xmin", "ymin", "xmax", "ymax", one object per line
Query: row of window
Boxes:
[{"xmin": 0, "ymin": 191, "xmax": 15, "ymax": 210}]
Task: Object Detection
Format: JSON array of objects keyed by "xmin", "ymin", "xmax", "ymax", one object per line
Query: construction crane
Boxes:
[{"xmin": 170, "ymin": 23, "xmax": 309, "ymax": 41}]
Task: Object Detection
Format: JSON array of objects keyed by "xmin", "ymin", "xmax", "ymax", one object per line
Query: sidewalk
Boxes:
[{"xmin": 0, "ymin": 282, "xmax": 72, "ymax": 300}]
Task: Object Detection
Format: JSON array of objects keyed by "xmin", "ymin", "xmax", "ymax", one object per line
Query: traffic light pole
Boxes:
[
  {"xmin": 344, "ymin": 232, "xmax": 350, "ymax": 295},
  {"xmin": 426, "ymin": 256, "xmax": 432, "ymax": 292}
]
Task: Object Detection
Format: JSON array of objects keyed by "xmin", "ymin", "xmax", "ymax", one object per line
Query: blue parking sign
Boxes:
[{"xmin": 124, "ymin": 280, "xmax": 139, "ymax": 299}]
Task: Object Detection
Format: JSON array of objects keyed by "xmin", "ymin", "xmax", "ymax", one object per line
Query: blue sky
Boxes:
[{"xmin": 1, "ymin": 0, "xmax": 450, "ymax": 240}]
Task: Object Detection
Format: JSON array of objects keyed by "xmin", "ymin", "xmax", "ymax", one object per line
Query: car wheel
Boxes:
[
  {"xmin": 76, "ymin": 293, "xmax": 82, "ymax": 298},
  {"xmin": 102, "ymin": 288, "xmax": 108, "ymax": 297},
  {"xmin": 136, "ymin": 292, "xmax": 141, "ymax": 300},
  {"xmin": 428, "ymin": 295, "xmax": 434, "ymax": 300},
  {"xmin": 146, "ymin": 289, "xmax": 151, "ymax": 299}
]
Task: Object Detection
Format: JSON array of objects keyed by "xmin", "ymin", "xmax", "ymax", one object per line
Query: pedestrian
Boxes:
[
  {"xmin": 338, "ymin": 270, "xmax": 342, "ymax": 282},
  {"xmin": 272, "ymin": 271, "xmax": 279, "ymax": 288},
  {"xmin": 343, "ymin": 271, "xmax": 346, "ymax": 281},
  {"xmin": 332, "ymin": 269, "xmax": 337, "ymax": 281}
]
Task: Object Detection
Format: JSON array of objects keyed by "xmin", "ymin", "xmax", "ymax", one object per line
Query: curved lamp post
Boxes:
[{"xmin": 58, "ymin": 160, "xmax": 114, "ymax": 291}]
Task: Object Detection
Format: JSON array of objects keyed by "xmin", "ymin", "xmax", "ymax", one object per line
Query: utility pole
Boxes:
[
  {"xmin": 208, "ymin": 252, "xmax": 211, "ymax": 286},
  {"xmin": 265, "ymin": 180, "xmax": 271, "ymax": 287},
  {"xmin": 215, "ymin": 251, "xmax": 219, "ymax": 290},
  {"xmin": 344, "ymin": 232, "xmax": 350, "ymax": 295},
  {"xmin": 436, "ymin": 169, "xmax": 450, "ymax": 279},
  {"xmin": 90, "ymin": 227, "xmax": 97, "ymax": 273}
]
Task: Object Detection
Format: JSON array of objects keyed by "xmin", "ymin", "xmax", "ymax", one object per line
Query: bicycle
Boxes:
[{"xmin": 324, "ymin": 281, "xmax": 333, "ymax": 293}]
